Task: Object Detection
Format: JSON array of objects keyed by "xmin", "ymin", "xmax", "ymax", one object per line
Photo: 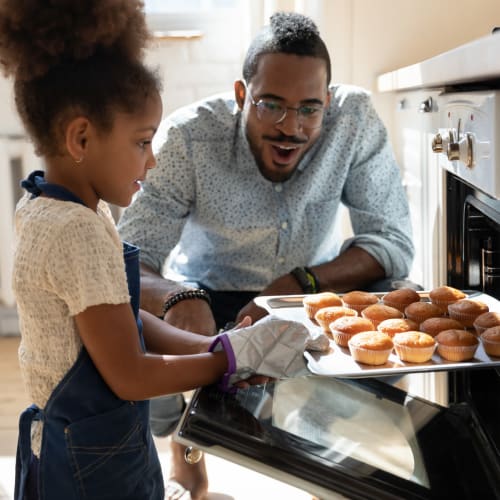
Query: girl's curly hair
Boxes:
[{"xmin": 0, "ymin": 0, "xmax": 162, "ymax": 156}]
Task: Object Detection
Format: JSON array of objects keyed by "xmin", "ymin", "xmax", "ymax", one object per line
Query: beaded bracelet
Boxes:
[{"xmin": 162, "ymin": 289, "xmax": 211, "ymax": 317}]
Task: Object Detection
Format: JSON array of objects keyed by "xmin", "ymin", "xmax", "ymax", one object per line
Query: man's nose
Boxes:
[{"xmin": 275, "ymin": 108, "xmax": 302, "ymax": 135}]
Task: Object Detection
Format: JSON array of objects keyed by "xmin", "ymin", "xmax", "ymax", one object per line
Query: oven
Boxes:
[
  {"xmin": 431, "ymin": 89, "xmax": 500, "ymax": 449},
  {"xmin": 174, "ymin": 81, "xmax": 500, "ymax": 500}
]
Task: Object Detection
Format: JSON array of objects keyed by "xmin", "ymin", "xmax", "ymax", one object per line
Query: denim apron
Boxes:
[{"xmin": 14, "ymin": 171, "xmax": 164, "ymax": 500}]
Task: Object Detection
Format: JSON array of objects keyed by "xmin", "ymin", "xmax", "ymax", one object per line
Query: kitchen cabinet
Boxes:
[{"xmin": 391, "ymin": 89, "xmax": 446, "ymax": 291}]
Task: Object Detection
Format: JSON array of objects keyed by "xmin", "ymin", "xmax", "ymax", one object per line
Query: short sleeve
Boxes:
[{"xmin": 44, "ymin": 214, "xmax": 130, "ymax": 316}]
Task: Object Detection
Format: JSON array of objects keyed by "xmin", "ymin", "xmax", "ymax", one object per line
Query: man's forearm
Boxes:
[
  {"xmin": 311, "ymin": 246, "xmax": 385, "ymax": 293},
  {"xmin": 139, "ymin": 262, "xmax": 190, "ymax": 317}
]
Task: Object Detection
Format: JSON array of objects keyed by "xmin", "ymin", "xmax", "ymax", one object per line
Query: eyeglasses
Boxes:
[{"xmin": 246, "ymin": 87, "xmax": 325, "ymax": 129}]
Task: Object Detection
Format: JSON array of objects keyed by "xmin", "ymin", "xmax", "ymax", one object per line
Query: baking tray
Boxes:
[{"xmin": 253, "ymin": 291, "xmax": 500, "ymax": 378}]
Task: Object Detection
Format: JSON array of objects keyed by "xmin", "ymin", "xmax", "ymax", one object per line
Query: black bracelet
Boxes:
[
  {"xmin": 290, "ymin": 267, "xmax": 319, "ymax": 294},
  {"xmin": 304, "ymin": 266, "xmax": 320, "ymax": 293},
  {"xmin": 162, "ymin": 289, "xmax": 211, "ymax": 317}
]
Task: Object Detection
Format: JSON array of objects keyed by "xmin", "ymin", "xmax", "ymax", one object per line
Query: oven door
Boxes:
[{"xmin": 176, "ymin": 373, "xmax": 500, "ymax": 499}]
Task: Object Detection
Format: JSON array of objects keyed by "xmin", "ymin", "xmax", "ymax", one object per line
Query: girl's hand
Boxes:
[{"xmin": 234, "ymin": 374, "xmax": 273, "ymax": 388}]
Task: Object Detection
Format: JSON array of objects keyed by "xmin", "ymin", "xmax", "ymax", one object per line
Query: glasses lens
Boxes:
[
  {"xmin": 256, "ymin": 101, "xmax": 285, "ymax": 123},
  {"xmin": 255, "ymin": 100, "xmax": 324, "ymax": 128},
  {"xmin": 298, "ymin": 106, "xmax": 324, "ymax": 128}
]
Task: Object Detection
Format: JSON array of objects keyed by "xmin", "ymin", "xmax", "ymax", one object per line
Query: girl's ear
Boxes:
[
  {"xmin": 234, "ymin": 80, "xmax": 246, "ymax": 110},
  {"xmin": 65, "ymin": 116, "xmax": 90, "ymax": 163}
]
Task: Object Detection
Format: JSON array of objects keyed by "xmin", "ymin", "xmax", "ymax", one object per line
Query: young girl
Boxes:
[{"xmin": 0, "ymin": 1, "xmax": 313, "ymax": 498}]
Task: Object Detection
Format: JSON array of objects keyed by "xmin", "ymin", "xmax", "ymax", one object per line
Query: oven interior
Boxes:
[{"xmin": 445, "ymin": 171, "xmax": 500, "ymax": 466}]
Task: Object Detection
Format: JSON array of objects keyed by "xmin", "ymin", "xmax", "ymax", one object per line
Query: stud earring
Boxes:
[{"xmin": 75, "ymin": 157, "xmax": 83, "ymax": 164}]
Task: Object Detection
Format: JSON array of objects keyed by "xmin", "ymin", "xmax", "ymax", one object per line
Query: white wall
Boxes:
[{"xmin": 321, "ymin": 0, "xmax": 500, "ymax": 139}]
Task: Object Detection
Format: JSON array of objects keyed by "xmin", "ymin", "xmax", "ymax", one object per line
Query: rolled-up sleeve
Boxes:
[{"xmin": 340, "ymin": 94, "xmax": 414, "ymax": 279}]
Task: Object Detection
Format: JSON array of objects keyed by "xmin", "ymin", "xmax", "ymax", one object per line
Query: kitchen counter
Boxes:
[{"xmin": 377, "ymin": 31, "xmax": 500, "ymax": 92}]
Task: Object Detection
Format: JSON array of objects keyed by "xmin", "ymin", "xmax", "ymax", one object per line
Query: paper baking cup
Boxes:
[
  {"xmin": 303, "ymin": 304, "xmax": 320, "ymax": 324},
  {"xmin": 474, "ymin": 324, "xmax": 488, "ymax": 335},
  {"xmin": 481, "ymin": 338, "xmax": 500, "ymax": 357},
  {"xmin": 431, "ymin": 299, "xmax": 459, "ymax": 315},
  {"xmin": 343, "ymin": 302, "xmax": 377, "ymax": 314},
  {"xmin": 394, "ymin": 343, "xmax": 436, "ymax": 363},
  {"xmin": 332, "ymin": 331, "xmax": 357, "ymax": 347},
  {"xmin": 436, "ymin": 343, "xmax": 478, "ymax": 361},
  {"xmin": 382, "ymin": 299, "xmax": 410, "ymax": 314},
  {"xmin": 447, "ymin": 311, "xmax": 481, "ymax": 328},
  {"xmin": 348, "ymin": 345, "xmax": 393, "ymax": 366}
]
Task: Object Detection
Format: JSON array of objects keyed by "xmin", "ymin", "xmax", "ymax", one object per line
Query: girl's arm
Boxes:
[{"xmin": 74, "ymin": 303, "xmax": 227, "ymax": 401}]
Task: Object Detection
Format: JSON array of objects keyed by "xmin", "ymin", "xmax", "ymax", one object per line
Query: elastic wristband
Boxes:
[
  {"xmin": 208, "ymin": 333, "xmax": 237, "ymax": 393},
  {"xmin": 162, "ymin": 289, "xmax": 211, "ymax": 317},
  {"xmin": 291, "ymin": 266, "xmax": 318, "ymax": 294},
  {"xmin": 305, "ymin": 267, "xmax": 320, "ymax": 293}
]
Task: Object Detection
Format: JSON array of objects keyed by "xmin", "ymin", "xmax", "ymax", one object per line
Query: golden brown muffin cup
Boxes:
[
  {"xmin": 393, "ymin": 331, "xmax": 436, "ymax": 363},
  {"xmin": 435, "ymin": 329, "xmax": 479, "ymax": 361},
  {"xmin": 348, "ymin": 331, "xmax": 394, "ymax": 365}
]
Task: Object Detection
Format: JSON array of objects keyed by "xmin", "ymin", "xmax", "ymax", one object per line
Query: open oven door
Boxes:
[{"xmin": 175, "ymin": 373, "xmax": 500, "ymax": 500}]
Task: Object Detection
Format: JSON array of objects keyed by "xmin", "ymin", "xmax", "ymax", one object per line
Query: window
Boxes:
[
  {"xmin": 144, "ymin": 0, "xmax": 239, "ymax": 12},
  {"xmin": 144, "ymin": 0, "xmax": 244, "ymax": 31}
]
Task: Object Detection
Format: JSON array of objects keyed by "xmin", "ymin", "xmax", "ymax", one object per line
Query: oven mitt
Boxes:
[{"xmin": 209, "ymin": 315, "xmax": 328, "ymax": 392}]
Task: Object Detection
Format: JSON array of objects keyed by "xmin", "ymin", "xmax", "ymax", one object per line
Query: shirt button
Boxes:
[
  {"xmin": 278, "ymin": 257, "xmax": 285, "ymax": 264},
  {"xmin": 275, "ymin": 184, "xmax": 283, "ymax": 192},
  {"xmin": 281, "ymin": 221, "xmax": 288, "ymax": 230}
]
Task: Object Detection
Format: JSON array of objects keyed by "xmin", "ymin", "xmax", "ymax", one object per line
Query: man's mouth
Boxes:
[{"xmin": 271, "ymin": 143, "xmax": 301, "ymax": 164}]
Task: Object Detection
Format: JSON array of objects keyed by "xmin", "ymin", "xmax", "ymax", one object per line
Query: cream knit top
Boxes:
[{"xmin": 13, "ymin": 194, "xmax": 131, "ymax": 454}]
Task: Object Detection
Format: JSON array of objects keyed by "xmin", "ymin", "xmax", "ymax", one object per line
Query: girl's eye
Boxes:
[{"xmin": 138, "ymin": 140, "xmax": 152, "ymax": 149}]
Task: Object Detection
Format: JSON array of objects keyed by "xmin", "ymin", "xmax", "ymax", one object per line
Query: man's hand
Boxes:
[
  {"xmin": 164, "ymin": 299, "xmax": 216, "ymax": 336},
  {"xmin": 235, "ymin": 301, "xmax": 268, "ymax": 324}
]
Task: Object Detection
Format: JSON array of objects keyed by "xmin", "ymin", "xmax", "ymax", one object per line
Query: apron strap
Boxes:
[
  {"xmin": 21, "ymin": 170, "xmax": 86, "ymax": 205},
  {"xmin": 14, "ymin": 404, "xmax": 42, "ymax": 500}
]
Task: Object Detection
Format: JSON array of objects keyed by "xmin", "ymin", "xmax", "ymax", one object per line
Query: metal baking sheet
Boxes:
[{"xmin": 254, "ymin": 291, "xmax": 500, "ymax": 378}]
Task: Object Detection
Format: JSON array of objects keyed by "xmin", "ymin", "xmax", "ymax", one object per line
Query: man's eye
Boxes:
[
  {"xmin": 260, "ymin": 101, "xmax": 283, "ymax": 113},
  {"xmin": 300, "ymin": 106, "xmax": 321, "ymax": 116}
]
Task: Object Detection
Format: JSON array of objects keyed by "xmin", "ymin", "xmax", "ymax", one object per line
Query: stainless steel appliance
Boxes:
[{"xmin": 430, "ymin": 91, "xmax": 500, "ymax": 482}]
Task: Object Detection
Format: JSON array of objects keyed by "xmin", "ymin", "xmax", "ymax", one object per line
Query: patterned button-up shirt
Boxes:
[{"xmin": 118, "ymin": 84, "xmax": 414, "ymax": 291}]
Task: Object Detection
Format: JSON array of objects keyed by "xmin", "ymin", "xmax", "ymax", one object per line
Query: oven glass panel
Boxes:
[
  {"xmin": 271, "ymin": 377, "xmax": 429, "ymax": 487},
  {"xmin": 178, "ymin": 375, "xmax": 500, "ymax": 499}
]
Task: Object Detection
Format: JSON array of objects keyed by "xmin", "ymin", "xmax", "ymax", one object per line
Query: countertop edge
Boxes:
[{"xmin": 377, "ymin": 33, "xmax": 500, "ymax": 92}]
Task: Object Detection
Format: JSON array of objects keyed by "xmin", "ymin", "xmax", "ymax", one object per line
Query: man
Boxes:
[{"xmin": 118, "ymin": 11, "xmax": 414, "ymax": 500}]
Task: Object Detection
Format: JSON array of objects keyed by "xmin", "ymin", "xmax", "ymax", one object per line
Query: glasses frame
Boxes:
[{"xmin": 244, "ymin": 84, "xmax": 326, "ymax": 129}]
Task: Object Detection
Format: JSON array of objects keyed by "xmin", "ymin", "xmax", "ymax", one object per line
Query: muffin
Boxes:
[
  {"xmin": 473, "ymin": 312, "xmax": 500, "ymax": 335},
  {"xmin": 348, "ymin": 331, "xmax": 394, "ymax": 366},
  {"xmin": 377, "ymin": 318, "xmax": 419, "ymax": 338},
  {"xmin": 429, "ymin": 285, "xmax": 466, "ymax": 314},
  {"xmin": 361, "ymin": 304, "xmax": 404, "ymax": 328},
  {"xmin": 435, "ymin": 329, "xmax": 479, "ymax": 361},
  {"xmin": 341, "ymin": 291, "xmax": 379, "ymax": 314},
  {"xmin": 447, "ymin": 299, "xmax": 489, "ymax": 328},
  {"xmin": 393, "ymin": 331, "xmax": 436, "ymax": 363},
  {"xmin": 314, "ymin": 306, "xmax": 357, "ymax": 333},
  {"xmin": 303, "ymin": 292, "xmax": 342, "ymax": 324},
  {"xmin": 419, "ymin": 317, "xmax": 465, "ymax": 337},
  {"xmin": 404, "ymin": 302, "xmax": 443, "ymax": 324},
  {"xmin": 329, "ymin": 316, "xmax": 375, "ymax": 346},
  {"xmin": 382, "ymin": 288, "xmax": 421, "ymax": 313},
  {"xmin": 480, "ymin": 326, "xmax": 500, "ymax": 357}
]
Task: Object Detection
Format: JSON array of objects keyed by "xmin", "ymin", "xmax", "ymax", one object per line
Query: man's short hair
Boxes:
[{"xmin": 242, "ymin": 11, "xmax": 331, "ymax": 86}]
